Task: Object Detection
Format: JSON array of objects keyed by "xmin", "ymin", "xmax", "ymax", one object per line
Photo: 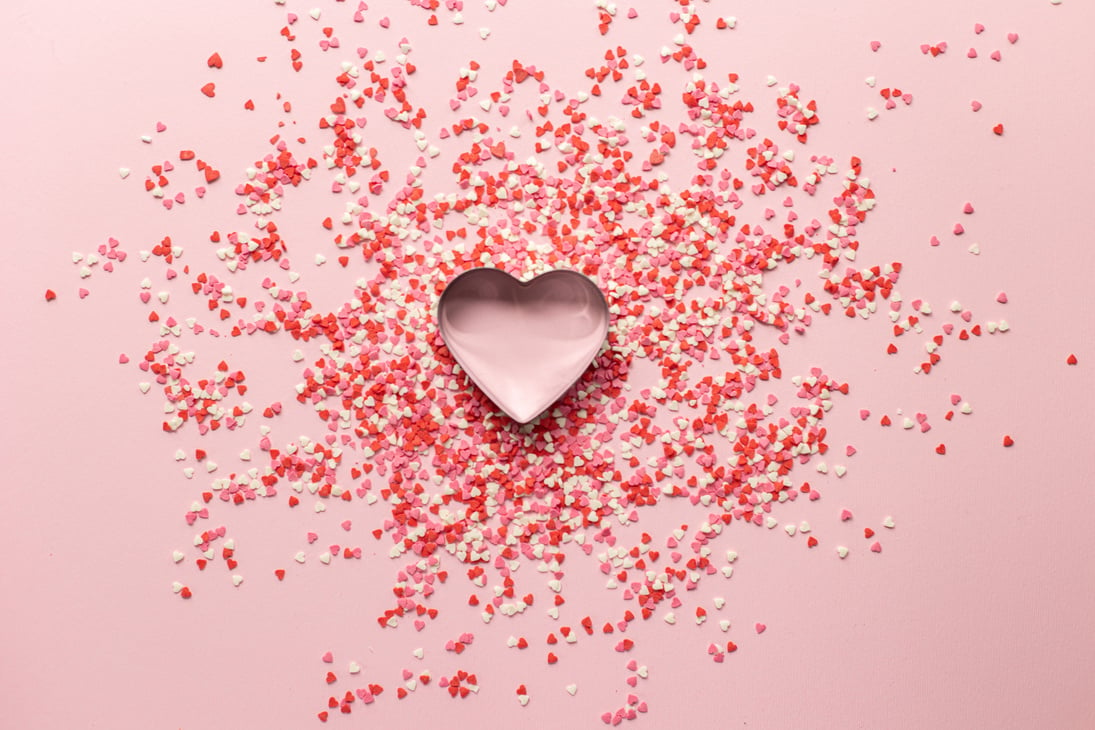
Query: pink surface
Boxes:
[
  {"xmin": 3, "ymin": 1, "xmax": 1095, "ymax": 729},
  {"xmin": 438, "ymin": 269, "xmax": 609, "ymax": 423}
]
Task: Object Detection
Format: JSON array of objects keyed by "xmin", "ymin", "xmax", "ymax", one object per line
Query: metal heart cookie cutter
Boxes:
[{"xmin": 437, "ymin": 268, "xmax": 610, "ymax": 424}]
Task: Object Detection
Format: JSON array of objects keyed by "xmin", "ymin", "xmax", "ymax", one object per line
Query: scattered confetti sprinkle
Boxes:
[{"xmin": 42, "ymin": 2, "xmax": 1045, "ymax": 724}]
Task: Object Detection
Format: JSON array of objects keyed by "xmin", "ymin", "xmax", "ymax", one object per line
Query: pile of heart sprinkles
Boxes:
[{"xmin": 47, "ymin": 1, "xmax": 1067, "ymax": 725}]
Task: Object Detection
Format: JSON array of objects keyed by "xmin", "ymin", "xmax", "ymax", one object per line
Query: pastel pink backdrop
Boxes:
[{"xmin": 2, "ymin": 1, "xmax": 1093, "ymax": 728}]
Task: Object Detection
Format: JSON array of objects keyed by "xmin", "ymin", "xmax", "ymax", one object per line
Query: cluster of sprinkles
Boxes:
[{"xmin": 43, "ymin": 0, "xmax": 1071, "ymax": 724}]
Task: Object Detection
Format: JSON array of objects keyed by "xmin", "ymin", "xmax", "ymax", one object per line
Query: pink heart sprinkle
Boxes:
[
  {"xmin": 990, "ymin": 50, "xmax": 1002, "ymax": 61},
  {"xmin": 841, "ymin": 509, "xmax": 854, "ymax": 521},
  {"xmin": 870, "ymin": 40, "xmax": 881, "ymax": 51},
  {"xmin": 322, "ymin": 651, "xmax": 333, "ymax": 663},
  {"xmin": 755, "ymin": 623, "xmax": 767, "ymax": 634},
  {"xmin": 1007, "ymin": 32, "xmax": 1018, "ymax": 44},
  {"xmin": 971, "ymin": 100, "xmax": 982, "ymax": 111},
  {"xmin": 974, "ymin": 23, "xmax": 985, "ymax": 34}
]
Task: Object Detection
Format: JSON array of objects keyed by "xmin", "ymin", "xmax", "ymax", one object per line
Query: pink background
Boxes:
[{"xmin": 3, "ymin": 0, "xmax": 1094, "ymax": 728}]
